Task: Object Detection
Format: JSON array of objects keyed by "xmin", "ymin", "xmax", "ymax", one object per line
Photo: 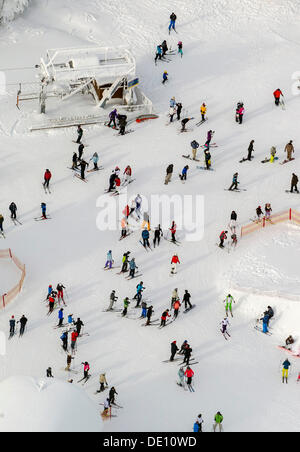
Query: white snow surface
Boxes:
[
  {"xmin": 0, "ymin": 0, "xmax": 300, "ymax": 432},
  {"xmin": 0, "ymin": 376, "xmax": 102, "ymax": 432},
  {"xmin": 0, "ymin": 0, "xmax": 30, "ymax": 23}
]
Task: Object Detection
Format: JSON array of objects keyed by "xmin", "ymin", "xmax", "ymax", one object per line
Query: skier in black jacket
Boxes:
[
  {"xmin": 170, "ymin": 340, "xmax": 179, "ymax": 361},
  {"xmin": 183, "ymin": 290, "xmax": 192, "ymax": 310},
  {"xmin": 9, "ymin": 202, "xmax": 17, "ymax": 219}
]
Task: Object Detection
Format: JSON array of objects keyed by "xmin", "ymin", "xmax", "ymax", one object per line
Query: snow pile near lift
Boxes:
[
  {"xmin": 0, "ymin": 0, "xmax": 30, "ymax": 23},
  {"xmin": 0, "ymin": 376, "xmax": 102, "ymax": 432}
]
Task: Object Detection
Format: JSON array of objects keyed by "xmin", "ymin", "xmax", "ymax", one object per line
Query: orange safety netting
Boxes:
[
  {"xmin": 0, "ymin": 249, "xmax": 26, "ymax": 309},
  {"xmin": 241, "ymin": 209, "xmax": 300, "ymax": 237}
]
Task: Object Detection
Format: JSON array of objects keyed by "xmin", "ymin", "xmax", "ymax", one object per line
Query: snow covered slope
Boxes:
[{"xmin": 0, "ymin": 0, "xmax": 300, "ymax": 432}]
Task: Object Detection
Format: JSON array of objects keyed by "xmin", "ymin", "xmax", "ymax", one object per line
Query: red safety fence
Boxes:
[
  {"xmin": 241, "ymin": 209, "xmax": 300, "ymax": 237},
  {"xmin": 0, "ymin": 249, "xmax": 26, "ymax": 309}
]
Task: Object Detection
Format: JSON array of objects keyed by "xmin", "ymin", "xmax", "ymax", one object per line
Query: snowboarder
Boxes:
[
  {"xmin": 65, "ymin": 354, "xmax": 74, "ymax": 371},
  {"xmin": 18, "ymin": 315, "xmax": 28, "ymax": 336},
  {"xmin": 269, "ymin": 146, "xmax": 277, "ymax": 163},
  {"xmin": 285, "ymin": 335, "xmax": 295, "ymax": 350},
  {"xmin": 170, "ymin": 340, "xmax": 179, "ymax": 361},
  {"xmin": 231, "ymin": 233, "xmax": 238, "ymax": 248},
  {"xmin": 162, "ymin": 70, "xmax": 168, "ymax": 84},
  {"xmin": 169, "ymin": 12, "xmax": 177, "ymax": 34},
  {"xmin": 109, "ymin": 386, "xmax": 118, "ymax": 405},
  {"xmin": 104, "ymin": 250, "xmax": 113, "ymax": 269},
  {"xmin": 108, "ymin": 109, "xmax": 118, "ymax": 128},
  {"xmin": 177, "ymin": 41, "xmax": 183, "ymax": 57},
  {"xmin": 291, "ymin": 173, "xmax": 299, "ymax": 193},
  {"xmin": 76, "ymin": 125, "xmax": 83, "ymax": 144},
  {"xmin": 117, "ymin": 114, "xmax": 127, "ymax": 135},
  {"xmin": 170, "ymin": 254, "xmax": 180, "ymax": 274},
  {"xmin": 213, "ymin": 412, "xmax": 224, "ymax": 432},
  {"xmin": 43, "ymin": 170, "xmax": 51, "ymax": 189},
  {"xmin": 204, "ymin": 150, "xmax": 211, "ymax": 170},
  {"xmin": 98, "ymin": 373, "xmax": 108, "ymax": 392},
  {"xmin": 9, "ymin": 316, "xmax": 15, "ymax": 337},
  {"xmin": 247, "ymin": 140, "xmax": 255, "ymax": 160},
  {"xmin": 285, "ymin": 140, "xmax": 294, "ymax": 161},
  {"xmin": 165, "ymin": 164, "xmax": 174, "ymax": 185},
  {"xmin": 191, "ymin": 140, "xmax": 200, "ymax": 160},
  {"xmin": 224, "ymin": 294, "xmax": 235, "ymax": 317},
  {"xmin": 273, "ymin": 88, "xmax": 283, "ymax": 106},
  {"xmin": 219, "ymin": 230, "xmax": 228, "ymax": 248},
  {"xmin": 153, "ymin": 224, "xmax": 163, "ymax": 247},
  {"xmin": 160, "ymin": 309, "xmax": 171, "ymax": 327},
  {"xmin": 181, "ymin": 117, "xmax": 193, "ymax": 132},
  {"xmin": 41, "ymin": 202, "xmax": 47, "ymax": 219},
  {"xmin": 128, "ymin": 258, "xmax": 138, "ymax": 279},
  {"xmin": 9, "ymin": 202, "xmax": 17, "ymax": 219},
  {"xmin": 183, "ymin": 290, "xmax": 192, "ymax": 310},
  {"xmin": 229, "ymin": 173, "xmax": 239, "ymax": 190},
  {"xmin": 179, "ymin": 165, "xmax": 189, "ymax": 181},
  {"xmin": 58, "ymin": 308, "xmax": 64, "ymax": 327},
  {"xmin": 107, "ymin": 290, "xmax": 118, "ymax": 311},
  {"xmin": 282, "ymin": 359, "xmax": 291, "ymax": 384},
  {"xmin": 122, "ymin": 297, "xmax": 130, "ymax": 317}
]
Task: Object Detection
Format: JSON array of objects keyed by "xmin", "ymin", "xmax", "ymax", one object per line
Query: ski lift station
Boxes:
[{"xmin": 23, "ymin": 46, "xmax": 153, "ymax": 131}]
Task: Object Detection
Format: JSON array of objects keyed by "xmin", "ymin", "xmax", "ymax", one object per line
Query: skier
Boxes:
[
  {"xmin": 191, "ymin": 139, "xmax": 200, "ymax": 160},
  {"xmin": 108, "ymin": 109, "xmax": 118, "ymax": 128},
  {"xmin": 58, "ymin": 308, "xmax": 64, "ymax": 327},
  {"xmin": 104, "ymin": 250, "xmax": 113, "ymax": 269},
  {"xmin": 179, "ymin": 165, "xmax": 189, "ymax": 181},
  {"xmin": 108, "ymin": 172, "xmax": 118, "ymax": 192},
  {"xmin": 265, "ymin": 203, "xmax": 272, "ymax": 220},
  {"xmin": 108, "ymin": 290, "xmax": 118, "ymax": 311},
  {"xmin": 161, "ymin": 40, "xmax": 168, "ymax": 56},
  {"xmin": 179, "ymin": 340, "xmax": 189, "ymax": 355},
  {"xmin": 43, "ymin": 169, "xmax": 51, "ymax": 189},
  {"xmin": 162, "ymin": 71, "xmax": 168, "ymax": 84},
  {"xmin": 171, "ymin": 254, "xmax": 180, "ymax": 274},
  {"xmin": 9, "ymin": 316, "xmax": 15, "ymax": 337},
  {"xmin": 213, "ymin": 412, "xmax": 224, "ymax": 432},
  {"xmin": 160, "ymin": 309, "xmax": 171, "ymax": 327},
  {"xmin": 200, "ymin": 103, "xmax": 207, "ymax": 122},
  {"xmin": 170, "ymin": 97, "xmax": 176, "ymax": 108},
  {"xmin": 183, "ymin": 290, "xmax": 192, "ymax": 310},
  {"xmin": 171, "ymin": 288, "xmax": 179, "ymax": 309},
  {"xmin": 141, "ymin": 300, "xmax": 147, "ymax": 318},
  {"xmin": 78, "ymin": 144, "xmax": 84, "ymax": 161},
  {"xmin": 79, "ymin": 159, "xmax": 88, "ymax": 180},
  {"xmin": 61, "ymin": 331, "xmax": 68, "ymax": 351},
  {"xmin": 141, "ymin": 212, "xmax": 150, "ymax": 231},
  {"xmin": 229, "ymin": 173, "xmax": 239, "ymax": 190},
  {"xmin": 123, "ymin": 165, "xmax": 132, "ymax": 185},
  {"xmin": 109, "ymin": 386, "xmax": 118, "ymax": 405},
  {"xmin": 146, "ymin": 305, "xmax": 154, "ymax": 325},
  {"xmin": 74, "ymin": 318, "xmax": 84, "ymax": 336},
  {"xmin": 221, "ymin": 317, "xmax": 230, "ymax": 338},
  {"xmin": 122, "ymin": 297, "xmax": 130, "ymax": 317},
  {"xmin": 81, "ymin": 361, "xmax": 90, "ymax": 382},
  {"xmin": 117, "ymin": 114, "xmax": 127, "ymax": 135},
  {"xmin": 133, "ymin": 281, "xmax": 145, "ymax": 307},
  {"xmin": 285, "ymin": 140, "xmax": 294, "ymax": 161},
  {"xmin": 204, "ymin": 150, "xmax": 211, "ymax": 170},
  {"xmin": 181, "ymin": 117, "xmax": 193, "ymax": 132},
  {"xmin": 41, "ymin": 202, "xmax": 47, "ymax": 219},
  {"xmin": 48, "ymin": 293, "xmax": 55, "ymax": 314},
  {"xmin": 169, "ymin": 105, "xmax": 176, "ymax": 122},
  {"xmin": 153, "ymin": 224, "xmax": 163, "ymax": 247},
  {"xmin": 170, "ymin": 221, "xmax": 177, "ymax": 243},
  {"xmin": 76, "ymin": 125, "xmax": 83, "ymax": 144},
  {"xmin": 183, "ymin": 344, "xmax": 192, "ymax": 365},
  {"xmin": 235, "ymin": 102, "xmax": 244, "ymax": 123},
  {"xmin": 282, "ymin": 359, "xmax": 291, "ymax": 384},
  {"xmin": 155, "ymin": 44, "xmax": 163, "ymax": 63},
  {"xmin": 72, "ymin": 152, "xmax": 78, "ymax": 169},
  {"xmin": 9, "ymin": 202, "xmax": 17, "ymax": 219},
  {"xmin": 260, "ymin": 312, "xmax": 270, "ymax": 334},
  {"xmin": 70, "ymin": 330, "xmax": 79, "ymax": 354},
  {"xmin": 67, "ymin": 314, "xmax": 74, "ymax": 331},
  {"xmin": 177, "ymin": 41, "xmax": 183, "ymax": 57},
  {"xmin": 121, "ymin": 251, "xmax": 130, "ymax": 273},
  {"xmin": 90, "ymin": 152, "xmax": 99, "ymax": 170},
  {"xmin": 291, "ymin": 173, "xmax": 299, "ymax": 193},
  {"xmin": 56, "ymin": 283, "xmax": 66, "ymax": 305},
  {"xmin": 134, "ymin": 194, "xmax": 142, "ymax": 219},
  {"xmin": 0, "ymin": 214, "xmax": 4, "ymax": 235},
  {"xmin": 231, "ymin": 233, "xmax": 238, "ymax": 249},
  {"xmin": 18, "ymin": 315, "xmax": 28, "ymax": 336},
  {"xmin": 229, "ymin": 211, "xmax": 237, "ymax": 233},
  {"xmin": 206, "ymin": 130, "xmax": 214, "ymax": 146},
  {"xmin": 184, "ymin": 366, "xmax": 194, "ymax": 389},
  {"xmin": 46, "ymin": 367, "xmax": 53, "ymax": 378},
  {"xmin": 65, "ymin": 354, "xmax": 74, "ymax": 371},
  {"xmin": 273, "ymin": 88, "xmax": 283, "ymax": 106},
  {"xmin": 169, "ymin": 12, "xmax": 177, "ymax": 34},
  {"xmin": 128, "ymin": 258, "xmax": 138, "ymax": 279},
  {"xmin": 178, "ymin": 367, "xmax": 185, "ymax": 387},
  {"xmin": 176, "ymin": 102, "xmax": 183, "ymax": 120},
  {"xmin": 102, "ymin": 398, "xmax": 111, "ymax": 417},
  {"xmin": 98, "ymin": 373, "xmax": 108, "ymax": 392},
  {"xmin": 173, "ymin": 299, "xmax": 181, "ymax": 319},
  {"xmin": 224, "ymin": 294, "xmax": 235, "ymax": 317},
  {"xmin": 237, "ymin": 103, "xmax": 244, "ymax": 124},
  {"xmin": 256, "ymin": 205, "xmax": 263, "ymax": 221},
  {"xmin": 165, "ymin": 164, "xmax": 174, "ymax": 185},
  {"xmin": 219, "ymin": 230, "xmax": 228, "ymax": 248},
  {"xmin": 170, "ymin": 340, "xmax": 179, "ymax": 361}
]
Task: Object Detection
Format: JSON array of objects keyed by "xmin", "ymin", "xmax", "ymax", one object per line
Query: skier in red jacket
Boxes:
[
  {"xmin": 171, "ymin": 254, "xmax": 180, "ymax": 274},
  {"xmin": 71, "ymin": 331, "xmax": 79, "ymax": 354},
  {"xmin": 170, "ymin": 221, "xmax": 177, "ymax": 243},
  {"xmin": 160, "ymin": 309, "xmax": 171, "ymax": 327},
  {"xmin": 43, "ymin": 169, "xmax": 52, "ymax": 188},
  {"xmin": 219, "ymin": 231, "xmax": 228, "ymax": 248},
  {"xmin": 273, "ymin": 88, "xmax": 283, "ymax": 106},
  {"xmin": 184, "ymin": 366, "xmax": 194, "ymax": 387}
]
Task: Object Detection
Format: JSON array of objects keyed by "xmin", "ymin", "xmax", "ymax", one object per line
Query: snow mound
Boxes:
[
  {"xmin": 0, "ymin": 376, "xmax": 102, "ymax": 432},
  {"xmin": 0, "ymin": 0, "xmax": 30, "ymax": 23}
]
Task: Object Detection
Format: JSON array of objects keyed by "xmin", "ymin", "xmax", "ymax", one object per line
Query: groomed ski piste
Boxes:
[{"xmin": 1, "ymin": 0, "xmax": 300, "ymax": 433}]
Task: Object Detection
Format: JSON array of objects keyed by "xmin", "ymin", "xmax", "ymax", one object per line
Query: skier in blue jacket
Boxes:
[
  {"xmin": 134, "ymin": 281, "xmax": 145, "ymax": 307},
  {"xmin": 180, "ymin": 165, "xmax": 189, "ymax": 181},
  {"xmin": 155, "ymin": 45, "xmax": 163, "ymax": 63},
  {"xmin": 58, "ymin": 308, "xmax": 64, "ymax": 327},
  {"xmin": 162, "ymin": 71, "xmax": 168, "ymax": 84},
  {"xmin": 104, "ymin": 250, "xmax": 113, "ymax": 269},
  {"xmin": 142, "ymin": 229, "xmax": 150, "ymax": 248},
  {"xmin": 129, "ymin": 258, "xmax": 138, "ymax": 279},
  {"xmin": 261, "ymin": 313, "xmax": 269, "ymax": 334}
]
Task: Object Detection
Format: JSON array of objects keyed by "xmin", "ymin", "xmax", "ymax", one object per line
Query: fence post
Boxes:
[
  {"xmin": 2, "ymin": 294, "xmax": 5, "ymax": 308},
  {"xmin": 9, "ymin": 248, "xmax": 12, "ymax": 258},
  {"xmin": 289, "ymin": 208, "xmax": 292, "ymax": 221},
  {"xmin": 263, "ymin": 217, "xmax": 265, "ymax": 228}
]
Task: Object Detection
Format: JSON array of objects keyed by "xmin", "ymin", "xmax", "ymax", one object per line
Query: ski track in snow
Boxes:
[{"xmin": 1, "ymin": 0, "xmax": 300, "ymax": 433}]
